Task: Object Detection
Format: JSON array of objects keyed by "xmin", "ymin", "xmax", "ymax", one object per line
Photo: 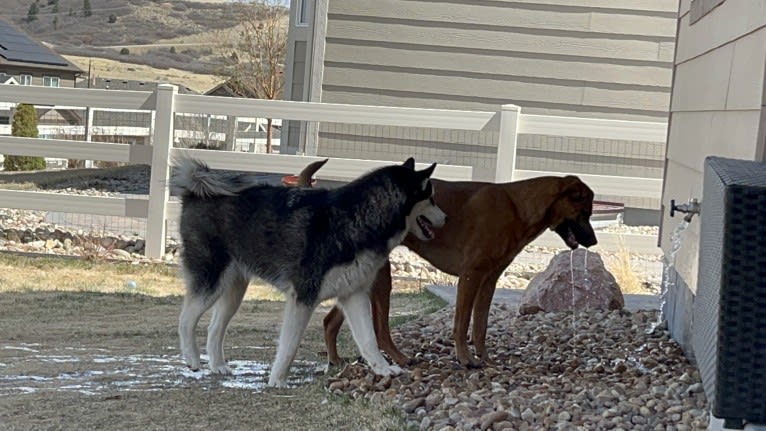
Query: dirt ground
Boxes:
[{"xmin": 0, "ymin": 254, "xmax": 443, "ymax": 430}]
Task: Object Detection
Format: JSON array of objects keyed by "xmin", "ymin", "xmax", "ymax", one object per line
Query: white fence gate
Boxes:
[{"xmin": 0, "ymin": 84, "xmax": 667, "ymax": 258}]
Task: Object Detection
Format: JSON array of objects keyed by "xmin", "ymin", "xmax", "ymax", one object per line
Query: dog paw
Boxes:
[
  {"xmin": 267, "ymin": 377, "xmax": 288, "ymax": 388},
  {"xmin": 183, "ymin": 357, "xmax": 201, "ymax": 371},
  {"xmin": 209, "ymin": 364, "xmax": 233, "ymax": 375},
  {"xmin": 457, "ymin": 355, "xmax": 484, "ymax": 369},
  {"xmin": 373, "ymin": 364, "xmax": 403, "ymax": 377}
]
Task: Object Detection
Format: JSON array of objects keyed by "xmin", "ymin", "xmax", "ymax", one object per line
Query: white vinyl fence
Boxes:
[{"xmin": 0, "ymin": 84, "xmax": 667, "ymax": 258}]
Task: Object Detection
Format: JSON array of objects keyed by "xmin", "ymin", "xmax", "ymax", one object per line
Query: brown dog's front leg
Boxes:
[
  {"xmin": 471, "ymin": 272, "xmax": 501, "ymax": 365},
  {"xmin": 371, "ymin": 262, "xmax": 411, "ymax": 366},
  {"xmin": 323, "ymin": 305, "xmax": 345, "ymax": 366},
  {"xmin": 454, "ymin": 272, "xmax": 483, "ymax": 368}
]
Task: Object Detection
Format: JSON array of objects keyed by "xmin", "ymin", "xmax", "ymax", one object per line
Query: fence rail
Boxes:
[{"xmin": 0, "ymin": 84, "xmax": 668, "ymax": 258}]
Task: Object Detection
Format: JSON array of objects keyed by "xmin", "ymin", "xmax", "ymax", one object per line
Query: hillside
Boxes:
[
  {"xmin": 0, "ymin": 0, "xmax": 259, "ymax": 86},
  {"xmin": 63, "ymin": 54, "xmax": 222, "ymax": 93}
]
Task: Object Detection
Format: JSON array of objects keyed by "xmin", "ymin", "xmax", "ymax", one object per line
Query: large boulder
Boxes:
[{"xmin": 519, "ymin": 248, "xmax": 624, "ymax": 315}]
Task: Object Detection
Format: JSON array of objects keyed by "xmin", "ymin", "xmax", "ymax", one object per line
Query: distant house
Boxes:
[
  {"xmin": 283, "ymin": 0, "xmax": 677, "ymax": 221},
  {"xmin": 75, "ymin": 78, "xmax": 198, "ymax": 146},
  {"xmin": 203, "ymin": 80, "xmax": 283, "ymax": 153},
  {"xmin": 205, "ymin": 80, "xmax": 258, "ymax": 98},
  {"xmin": 77, "ymin": 77, "xmax": 197, "ymax": 94},
  {"xmin": 0, "ymin": 17, "xmax": 84, "ymax": 133},
  {"xmin": 0, "ymin": 17, "xmax": 82, "ymax": 88}
]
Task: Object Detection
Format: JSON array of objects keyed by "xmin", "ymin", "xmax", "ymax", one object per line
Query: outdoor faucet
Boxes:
[{"xmin": 670, "ymin": 198, "xmax": 701, "ymax": 223}]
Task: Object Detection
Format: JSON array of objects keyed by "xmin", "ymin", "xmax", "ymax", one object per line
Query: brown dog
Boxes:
[{"xmin": 322, "ymin": 175, "xmax": 598, "ymax": 368}]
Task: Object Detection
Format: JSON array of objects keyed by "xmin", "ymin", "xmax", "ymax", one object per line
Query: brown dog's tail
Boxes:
[{"xmin": 296, "ymin": 158, "xmax": 328, "ymax": 187}]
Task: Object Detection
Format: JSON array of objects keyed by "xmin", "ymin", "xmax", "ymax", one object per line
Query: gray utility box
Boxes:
[{"xmin": 693, "ymin": 156, "xmax": 766, "ymax": 430}]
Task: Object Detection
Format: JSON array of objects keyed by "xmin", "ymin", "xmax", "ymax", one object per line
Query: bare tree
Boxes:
[{"xmin": 213, "ymin": 0, "xmax": 288, "ymax": 153}]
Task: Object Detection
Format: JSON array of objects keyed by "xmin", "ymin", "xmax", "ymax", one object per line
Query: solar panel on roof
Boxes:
[{"xmin": 0, "ymin": 19, "xmax": 69, "ymax": 67}]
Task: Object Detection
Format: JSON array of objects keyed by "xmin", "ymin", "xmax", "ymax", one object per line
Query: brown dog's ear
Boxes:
[
  {"xmin": 402, "ymin": 157, "xmax": 415, "ymax": 170},
  {"xmin": 297, "ymin": 158, "xmax": 328, "ymax": 188},
  {"xmin": 562, "ymin": 176, "xmax": 592, "ymax": 203},
  {"xmin": 569, "ymin": 187, "xmax": 587, "ymax": 203}
]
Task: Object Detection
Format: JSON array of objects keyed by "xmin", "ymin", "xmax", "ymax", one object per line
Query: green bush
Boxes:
[
  {"xmin": 120, "ymin": 47, "xmax": 130, "ymax": 55},
  {"xmin": 4, "ymin": 103, "xmax": 46, "ymax": 172},
  {"xmin": 27, "ymin": 2, "xmax": 39, "ymax": 22}
]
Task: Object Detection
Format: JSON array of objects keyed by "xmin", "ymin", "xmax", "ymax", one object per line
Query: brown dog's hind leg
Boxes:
[
  {"xmin": 453, "ymin": 271, "xmax": 483, "ymax": 368},
  {"xmin": 470, "ymin": 271, "xmax": 502, "ymax": 365},
  {"xmin": 323, "ymin": 305, "xmax": 345, "ymax": 366},
  {"xmin": 371, "ymin": 262, "xmax": 411, "ymax": 366},
  {"xmin": 323, "ymin": 262, "xmax": 410, "ymax": 367}
]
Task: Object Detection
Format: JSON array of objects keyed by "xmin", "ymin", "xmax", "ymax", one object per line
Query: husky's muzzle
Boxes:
[{"xmin": 412, "ymin": 200, "xmax": 447, "ymax": 241}]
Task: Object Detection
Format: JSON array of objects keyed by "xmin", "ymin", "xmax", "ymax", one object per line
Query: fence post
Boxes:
[
  {"xmin": 495, "ymin": 104, "xmax": 520, "ymax": 183},
  {"xmin": 145, "ymin": 84, "xmax": 177, "ymax": 259}
]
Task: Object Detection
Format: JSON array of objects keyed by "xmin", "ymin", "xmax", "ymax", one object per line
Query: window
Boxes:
[
  {"xmin": 690, "ymin": 0, "xmax": 726, "ymax": 24},
  {"xmin": 43, "ymin": 76, "xmax": 60, "ymax": 87},
  {"xmin": 297, "ymin": 0, "xmax": 310, "ymax": 26},
  {"xmin": 19, "ymin": 74, "xmax": 32, "ymax": 85}
]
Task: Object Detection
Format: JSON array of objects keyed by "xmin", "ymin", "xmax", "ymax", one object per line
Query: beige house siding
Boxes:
[
  {"xmin": 284, "ymin": 0, "xmax": 677, "ymax": 208},
  {"xmin": 322, "ymin": 0, "xmax": 675, "ymax": 119},
  {"xmin": 315, "ymin": 0, "xmax": 676, "ymax": 204},
  {"xmin": 660, "ymin": 0, "xmax": 766, "ymax": 290}
]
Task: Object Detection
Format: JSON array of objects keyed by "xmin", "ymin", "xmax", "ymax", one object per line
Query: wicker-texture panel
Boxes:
[
  {"xmin": 693, "ymin": 156, "xmax": 766, "ymax": 425},
  {"xmin": 692, "ymin": 157, "xmax": 725, "ymax": 407}
]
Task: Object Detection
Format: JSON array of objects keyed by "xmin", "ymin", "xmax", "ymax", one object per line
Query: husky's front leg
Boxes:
[
  {"xmin": 268, "ymin": 294, "xmax": 313, "ymax": 388},
  {"xmin": 339, "ymin": 291, "xmax": 403, "ymax": 377}
]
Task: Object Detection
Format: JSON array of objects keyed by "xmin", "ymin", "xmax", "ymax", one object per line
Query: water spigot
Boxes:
[{"xmin": 670, "ymin": 198, "xmax": 701, "ymax": 223}]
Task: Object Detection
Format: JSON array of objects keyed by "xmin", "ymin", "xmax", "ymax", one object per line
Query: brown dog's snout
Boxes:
[{"xmin": 579, "ymin": 222, "xmax": 598, "ymax": 248}]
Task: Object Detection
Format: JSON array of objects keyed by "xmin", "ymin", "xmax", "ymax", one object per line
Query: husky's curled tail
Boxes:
[{"xmin": 173, "ymin": 158, "xmax": 261, "ymax": 199}]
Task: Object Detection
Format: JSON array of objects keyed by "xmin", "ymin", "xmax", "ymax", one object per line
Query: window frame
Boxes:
[
  {"xmin": 296, "ymin": 0, "xmax": 310, "ymax": 26},
  {"xmin": 42, "ymin": 75, "xmax": 60, "ymax": 87},
  {"xmin": 690, "ymin": 0, "xmax": 726, "ymax": 24}
]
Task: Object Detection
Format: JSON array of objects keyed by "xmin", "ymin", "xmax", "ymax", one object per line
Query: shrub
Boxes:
[
  {"xmin": 108, "ymin": 14, "xmax": 117, "ymax": 24},
  {"xmin": 120, "ymin": 47, "xmax": 130, "ymax": 55},
  {"xmin": 4, "ymin": 104, "xmax": 46, "ymax": 172},
  {"xmin": 27, "ymin": 2, "xmax": 39, "ymax": 22}
]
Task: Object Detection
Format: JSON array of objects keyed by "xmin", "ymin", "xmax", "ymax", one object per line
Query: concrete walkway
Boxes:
[
  {"xmin": 423, "ymin": 230, "xmax": 664, "ymax": 312},
  {"xmin": 427, "ymin": 284, "xmax": 661, "ymax": 311},
  {"xmin": 530, "ymin": 229, "xmax": 662, "ymax": 256}
]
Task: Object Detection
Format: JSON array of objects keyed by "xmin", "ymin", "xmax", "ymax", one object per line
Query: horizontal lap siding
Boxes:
[
  {"xmin": 661, "ymin": 0, "xmax": 766, "ymax": 287},
  {"xmin": 316, "ymin": 124, "xmax": 499, "ymax": 181},
  {"xmin": 319, "ymin": 0, "xmax": 677, "ymax": 201},
  {"xmin": 323, "ymin": 0, "xmax": 675, "ymax": 119}
]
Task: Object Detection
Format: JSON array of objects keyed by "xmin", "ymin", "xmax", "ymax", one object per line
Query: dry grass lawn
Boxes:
[{"xmin": 0, "ymin": 253, "xmax": 445, "ymax": 430}]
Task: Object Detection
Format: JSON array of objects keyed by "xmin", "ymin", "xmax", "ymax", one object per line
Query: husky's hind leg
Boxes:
[
  {"xmin": 268, "ymin": 293, "xmax": 314, "ymax": 388},
  {"xmin": 179, "ymin": 291, "xmax": 218, "ymax": 371},
  {"xmin": 207, "ymin": 265, "xmax": 249, "ymax": 375},
  {"xmin": 339, "ymin": 291, "xmax": 403, "ymax": 377}
]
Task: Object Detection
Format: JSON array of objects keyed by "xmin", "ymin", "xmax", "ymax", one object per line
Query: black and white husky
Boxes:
[{"xmin": 172, "ymin": 157, "xmax": 446, "ymax": 387}]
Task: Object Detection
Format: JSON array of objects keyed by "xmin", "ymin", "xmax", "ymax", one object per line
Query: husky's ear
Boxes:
[
  {"xmin": 402, "ymin": 157, "xmax": 415, "ymax": 170},
  {"xmin": 419, "ymin": 162, "xmax": 437, "ymax": 178}
]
